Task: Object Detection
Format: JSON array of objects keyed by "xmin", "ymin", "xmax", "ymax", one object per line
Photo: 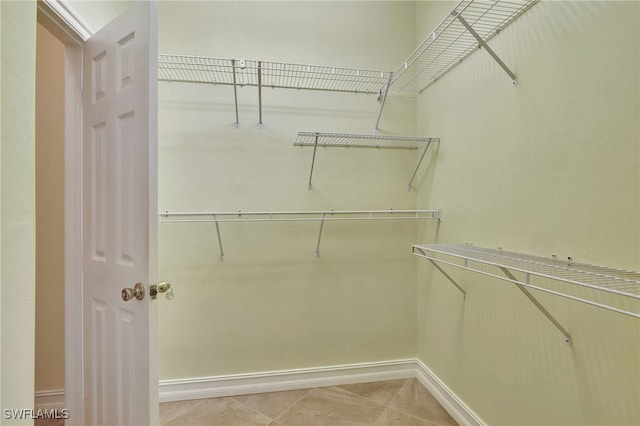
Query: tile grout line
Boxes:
[
  {"xmin": 227, "ymin": 395, "xmax": 280, "ymax": 424},
  {"xmin": 160, "ymin": 399, "xmax": 208, "ymax": 425},
  {"xmin": 271, "ymin": 387, "xmax": 314, "ymax": 425},
  {"xmin": 367, "ymin": 378, "xmax": 411, "ymax": 426}
]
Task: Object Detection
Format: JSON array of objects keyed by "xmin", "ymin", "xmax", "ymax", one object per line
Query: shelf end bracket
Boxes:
[
  {"xmin": 307, "ymin": 133, "xmax": 320, "ymax": 190},
  {"xmin": 231, "ymin": 59, "xmax": 240, "ymax": 128},
  {"xmin": 414, "ymin": 246, "xmax": 466, "ymax": 298},
  {"xmin": 408, "ymin": 139, "xmax": 434, "ymax": 191},
  {"xmin": 499, "ymin": 267, "xmax": 572, "ymax": 345},
  {"xmin": 213, "ymin": 214, "xmax": 225, "ymax": 261},
  {"xmin": 374, "ymin": 73, "xmax": 393, "ymax": 132},
  {"xmin": 453, "ymin": 12, "xmax": 517, "ymax": 86}
]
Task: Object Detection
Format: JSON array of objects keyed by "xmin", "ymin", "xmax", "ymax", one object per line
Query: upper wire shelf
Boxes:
[
  {"xmin": 389, "ymin": 0, "xmax": 537, "ymax": 94},
  {"xmin": 413, "ymin": 244, "xmax": 640, "ymax": 319},
  {"xmin": 158, "ymin": 54, "xmax": 391, "ymax": 94}
]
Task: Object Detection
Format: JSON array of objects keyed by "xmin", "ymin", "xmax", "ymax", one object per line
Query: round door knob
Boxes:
[{"xmin": 121, "ymin": 283, "xmax": 145, "ymax": 301}]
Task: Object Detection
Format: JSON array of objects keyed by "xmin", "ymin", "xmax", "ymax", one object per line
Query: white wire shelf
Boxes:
[
  {"xmin": 294, "ymin": 132, "xmax": 439, "ymax": 191},
  {"xmin": 158, "ymin": 54, "xmax": 391, "ymax": 128},
  {"xmin": 412, "ymin": 244, "xmax": 640, "ymax": 344},
  {"xmin": 158, "ymin": 54, "xmax": 391, "ymax": 94},
  {"xmin": 160, "ymin": 209, "xmax": 442, "ymax": 260},
  {"xmin": 389, "ymin": 0, "xmax": 537, "ymax": 94},
  {"xmin": 294, "ymin": 132, "xmax": 434, "ymax": 150},
  {"xmin": 160, "ymin": 209, "xmax": 441, "ymax": 223}
]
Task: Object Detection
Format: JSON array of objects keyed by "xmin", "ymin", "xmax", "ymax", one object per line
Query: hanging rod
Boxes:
[
  {"xmin": 413, "ymin": 244, "xmax": 640, "ymax": 345},
  {"xmin": 294, "ymin": 132, "xmax": 439, "ymax": 191},
  {"xmin": 160, "ymin": 209, "xmax": 442, "ymax": 260},
  {"xmin": 158, "ymin": 54, "xmax": 392, "ymax": 128}
]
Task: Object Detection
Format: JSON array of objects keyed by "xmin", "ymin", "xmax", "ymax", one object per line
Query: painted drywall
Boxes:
[
  {"xmin": 156, "ymin": 1, "xmax": 420, "ymax": 379},
  {"xmin": 64, "ymin": 0, "xmax": 133, "ymax": 35},
  {"xmin": 414, "ymin": 1, "xmax": 640, "ymax": 424},
  {"xmin": 35, "ymin": 22, "xmax": 66, "ymax": 394},
  {"xmin": 0, "ymin": 0, "xmax": 37, "ymax": 422}
]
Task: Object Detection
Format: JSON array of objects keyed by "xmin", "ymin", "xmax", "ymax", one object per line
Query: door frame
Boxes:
[{"xmin": 36, "ymin": 1, "xmax": 90, "ymax": 422}]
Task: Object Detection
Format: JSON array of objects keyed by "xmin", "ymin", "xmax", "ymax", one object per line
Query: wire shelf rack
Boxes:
[
  {"xmin": 413, "ymin": 244, "xmax": 640, "ymax": 319},
  {"xmin": 294, "ymin": 132, "xmax": 435, "ymax": 150},
  {"xmin": 160, "ymin": 209, "xmax": 442, "ymax": 260},
  {"xmin": 294, "ymin": 132, "xmax": 439, "ymax": 191},
  {"xmin": 389, "ymin": 0, "xmax": 537, "ymax": 94},
  {"xmin": 158, "ymin": 54, "xmax": 391, "ymax": 94}
]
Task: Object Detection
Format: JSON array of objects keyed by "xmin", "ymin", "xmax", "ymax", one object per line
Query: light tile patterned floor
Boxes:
[{"xmin": 161, "ymin": 378, "xmax": 458, "ymax": 426}]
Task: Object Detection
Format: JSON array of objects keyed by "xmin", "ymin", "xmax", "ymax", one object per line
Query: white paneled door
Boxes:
[{"xmin": 82, "ymin": 2, "xmax": 158, "ymax": 425}]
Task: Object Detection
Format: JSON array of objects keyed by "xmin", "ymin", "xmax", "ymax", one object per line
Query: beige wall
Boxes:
[
  {"xmin": 35, "ymin": 22, "xmax": 66, "ymax": 394},
  {"xmin": 0, "ymin": 0, "xmax": 37, "ymax": 421},
  {"xmin": 414, "ymin": 1, "xmax": 640, "ymax": 424},
  {"xmin": 156, "ymin": 1, "xmax": 420, "ymax": 379}
]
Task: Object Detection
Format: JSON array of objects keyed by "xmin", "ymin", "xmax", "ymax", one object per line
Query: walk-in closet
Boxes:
[{"xmin": 24, "ymin": 0, "xmax": 639, "ymax": 425}]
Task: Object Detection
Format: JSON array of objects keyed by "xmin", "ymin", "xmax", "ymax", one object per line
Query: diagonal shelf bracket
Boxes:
[
  {"xmin": 499, "ymin": 267, "xmax": 572, "ymax": 345},
  {"xmin": 451, "ymin": 11, "xmax": 517, "ymax": 86}
]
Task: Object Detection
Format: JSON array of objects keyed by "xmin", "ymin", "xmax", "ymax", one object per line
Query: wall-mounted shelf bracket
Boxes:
[
  {"xmin": 160, "ymin": 209, "xmax": 441, "ymax": 260},
  {"xmin": 294, "ymin": 132, "xmax": 439, "ymax": 190},
  {"xmin": 498, "ymin": 267, "xmax": 571, "ymax": 345},
  {"xmin": 451, "ymin": 11, "xmax": 517, "ymax": 87},
  {"xmin": 231, "ymin": 59, "xmax": 240, "ymax": 128},
  {"xmin": 412, "ymin": 244, "xmax": 640, "ymax": 345},
  {"xmin": 414, "ymin": 246, "xmax": 467, "ymax": 298},
  {"xmin": 408, "ymin": 139, "xmax": 435, "ymax": 191},
  {"xmin": 374, "ymin": 73, "xmax": 393, "ymax": 132}
]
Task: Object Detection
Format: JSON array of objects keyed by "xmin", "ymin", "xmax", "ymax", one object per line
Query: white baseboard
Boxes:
[
  {"xmin": 41, "ymin": 359, "xmax": 481, "ymax": 425},
  {"xmin": 159, "ymin": 359, "xmax": 417, "ymax": 402},
  {"xmin": 35, "ymin": 389, "xmax": 66, "ymax": 411},
  {"xmin": 415, "ymin": 359, "xmax": 485, "ymax": 426}
]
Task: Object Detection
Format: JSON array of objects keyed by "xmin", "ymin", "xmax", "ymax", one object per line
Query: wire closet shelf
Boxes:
[
  {"xmin": 160, "ymin": 209, "xmax": 442, "ymax": 223},
  {"xmin": 294, "ymin": 132, "xmax": 439, "ymax": 191},
  {"xmin": 294, "ymin": 132, "xmax": 437, "ymax": 150},
  {"xmin": 158, "ymin": 54, "xmax": 391, "ymax": 94},
  {"xmin": 413, "ymin": 244, "xmax": 640, "ymax": 319},
  {"xmin": 388, "ymin": 0, "xmax": 537, "ymax": 94},
  {"xmin": 161, "ymin": 209, "xmax": 442, "ymax": 260}
]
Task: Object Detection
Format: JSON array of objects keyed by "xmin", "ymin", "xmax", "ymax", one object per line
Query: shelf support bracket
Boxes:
[
  {"xmin": 307, "ymin": 132, "xmax": 320, "ymax": 190},
  {"xmin": 452, "ymin": 12, "xmax": 518, "ymax": 86},
  {"xmin": 414, "ymin": 247, "xmax": 466, "ymax": 297},
  {"xmin": 213, "ymin": 214, "xmax": 225, "ymax": 261},
  {"xmin": 257, "ymin": 61, "xmax": 264, "ymax": 129},
  {"xmin": 499, "ymin": 267, "xmax": 572, "ymax": 345},
  {"xmin": 315, "ymin": 212, "xmax": 326, "ymax": 257},
  {"xmin": 408, "ymin": 139, "xmax": 433, "ymax": 191},
  {"xmin": 374, "ymin": 73, "xmax": 393, "ymax": 132},
  {"xmin": 429, "ymin": 259, "xmax": 466, "ymax": 298},
  {"xmin": 231, "ymin": 59, "xmax": 240, "ymax": 128}
]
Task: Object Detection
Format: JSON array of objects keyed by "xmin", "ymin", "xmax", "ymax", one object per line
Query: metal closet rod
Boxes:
[{"xmin": 159, "ymin": 209, "xmax": 442, "ymax": 260}]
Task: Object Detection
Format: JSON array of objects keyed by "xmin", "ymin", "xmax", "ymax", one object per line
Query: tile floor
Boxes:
[{"xmin": 160, "ymin": 378, "xmax": 458, "ymax": 426}]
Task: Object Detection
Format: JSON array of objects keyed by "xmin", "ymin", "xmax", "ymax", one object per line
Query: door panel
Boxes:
[{"xmin": 82, "ymin": 2, "xmax": 158, "ymax": 425}]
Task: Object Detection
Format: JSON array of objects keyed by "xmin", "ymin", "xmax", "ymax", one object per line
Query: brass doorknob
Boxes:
[
  {"xmin": 122, "ymin": 283, "xmax": 145, "ymax": 301},
  {"xmin": 150, "ymin": 281, "xmax": 174, "ymax": 300}
]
